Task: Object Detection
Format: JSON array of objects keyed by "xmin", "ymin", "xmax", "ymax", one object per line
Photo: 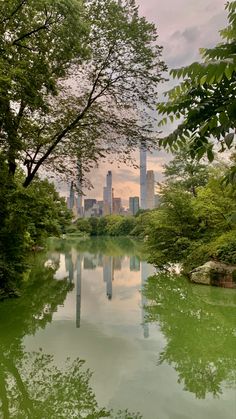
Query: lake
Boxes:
[{"xmin": 0, "ymin": 237, "xmax": 235, "ymax": 418}]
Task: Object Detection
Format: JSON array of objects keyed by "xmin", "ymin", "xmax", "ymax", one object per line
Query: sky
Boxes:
[{"xmin": 71, "ymin": 0, "xmax": 228, "ymax": 206}]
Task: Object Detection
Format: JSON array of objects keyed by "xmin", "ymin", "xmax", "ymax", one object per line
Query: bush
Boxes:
[
  {"xmin": 184, "ymin": 230, "xmax": 236, "ymax": 271},
  {"xmin": 209, "ymin": 231, "xmax": 236, "ymax": 265}
]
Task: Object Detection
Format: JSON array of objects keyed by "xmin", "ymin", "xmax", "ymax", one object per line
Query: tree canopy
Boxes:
[
  {"xmin": 0, "ymin": 0, "xmax": 166, "ymax": 187},
  {"xmin": 157, "ymin": 1, "xmax": 236, "ymax": 171}
]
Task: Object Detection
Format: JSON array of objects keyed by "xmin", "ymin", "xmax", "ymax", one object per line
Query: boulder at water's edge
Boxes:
[{"xmin": 190, "ymin": 261, "xmax": 236, "ymax": 288}]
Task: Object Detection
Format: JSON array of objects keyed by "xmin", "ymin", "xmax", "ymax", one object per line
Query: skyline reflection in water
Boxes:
[
  {"xmin": 48, "ymin": 242, "xmax": 154, "ymax": 337},
  {"xmin": 23, "ymin": 238, "xmax": 236, "ymax": 419}
]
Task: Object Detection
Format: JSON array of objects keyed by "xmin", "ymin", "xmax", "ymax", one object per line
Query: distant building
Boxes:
[
  {"xmin": 83, "ymin": 199, "xmax": 96, "ymax": 218},
  {"xmin": 146, "ymin": 170, "xmax": 155, "ymax": 209},
  {"xmin": 154, "ymin": 194, "xmax": 161, "ymax": 208},
  {"xmin": 103, "ymin": 171, "xmax": 113, "ymax": 215},
  {"xmin": 140, "ymin": 145, "xmax": 147, "ymax": 209},
  {"xmin": 129, "ymin": 196, "xmax": 139, "ymax": 215},
  {"xmin": 84, "ymin": 199, "xmax": 97, "ymax": 212},
  {"xmin": 97, "ymin": 201, "xmax": 104, "ymax": 217},
  {"xmin": 113, "ymin": 197, "xmax": 122, "ymax": 214}
]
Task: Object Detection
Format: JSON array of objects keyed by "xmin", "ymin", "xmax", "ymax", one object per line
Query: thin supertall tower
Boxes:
[
  {"xmin": 103, "ymin": 170, "xmax": 113, "ymax": 215},
  {"xmin": 140, "ymin": 144, "xmax": 147, "ymax": 210},
  {"xmin": 146, "ymin": 170, "xmax": 155, "ymax": 209}
]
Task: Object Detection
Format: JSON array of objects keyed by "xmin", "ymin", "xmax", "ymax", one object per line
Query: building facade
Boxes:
[
  {"xmin": 113, "ymin": 197, "xmax": 122, "ymax": 215},
  {"xmin": 146, "ymin": 170, "xmax": 155, "ymax": 209},
  {"xmin": 129, "ymin": 196, "xmax": 140, "ymax": 215},
  {"xmin": 140, "ymin": 145, "xmax": 147, "ymax": 210},
  {"xmin": 103, "ymin": 171, "xmax": 113, "ymax": 215}
]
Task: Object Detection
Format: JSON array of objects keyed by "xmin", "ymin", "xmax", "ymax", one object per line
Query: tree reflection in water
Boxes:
[
  {"xmin": 143, "ymin": 273, "xmax": 236, "ymax": 399},
  {"xmin": 0, "ymin": 253, "xmax": 141, "ymax": 419}
]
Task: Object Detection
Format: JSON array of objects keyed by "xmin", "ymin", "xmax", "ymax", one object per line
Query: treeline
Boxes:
[
  {"xmin": 75, "ymin": 151, "xmax": 236, "ymax": 273},
  {"xmin": 74, "ymin": 215, "xmax": 137, "ymax": 237}
]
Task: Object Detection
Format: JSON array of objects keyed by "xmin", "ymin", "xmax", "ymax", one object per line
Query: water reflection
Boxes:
[
  {"xmin": 0, "ymin": 251, "xmax": 142, "ymax": 418},
  {"xmin": 143, "ymin": 273, "xmax": 236, "ymax": 399},
  {"xmin": 57, "ymin": 238, "xmax": 154, "ymax": 335},
  {"xmin": 76, "ymin": 254, "xmax": 82, "ymax": 328}
]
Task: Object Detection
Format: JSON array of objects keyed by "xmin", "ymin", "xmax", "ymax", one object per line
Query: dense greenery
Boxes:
[
  {"xmin": 75, "ymin": 152, "xmax": 236, "ymax": 273},
  {"xmin": 0, "ymin": 159, "xmax": 71, "ymax": 298},
  {"xmin": 75, "ymin": 215, "xmax": 137, "ymax": 237},
  {"xmin": 157, "ymin": 1, "xmax": 236, "ymax": 175},
  {"xmin": 145, "ymin": 155, "xmax": 236, "ymax": 271}
]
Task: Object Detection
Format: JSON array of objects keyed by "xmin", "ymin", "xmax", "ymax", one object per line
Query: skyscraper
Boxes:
[
  {"xmin": 140, "ymin": 145, "xmax": 147, "ymax": 209},
  {"xmin": 103, "ymin": 170, "xmax": 113, "ymax": 215},
  {"xmin": 146, "ymin": 170, "xmax": 155, "ymax": 209},
  {"xmin": 113, "ymin": 197, "xmax": 122, "ymax": 214},
  {"xmin": 154, "ymin": 194, "xmax": 160, "ymax": 208},
  {"xmin": 84, "ymin": 199, "xmax": 97, "ymax": 212},
  {"xmin": 129, "ymin": 196, "xmax": 139, "ymax": 215}
]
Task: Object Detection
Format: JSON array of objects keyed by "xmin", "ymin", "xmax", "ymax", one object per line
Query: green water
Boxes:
[{"xmin": 0, "ymin": 237, "xmax": 235, "ymax": 418}]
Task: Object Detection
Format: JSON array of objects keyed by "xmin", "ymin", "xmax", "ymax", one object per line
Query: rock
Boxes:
[{"xmin": 190, "ymin": 261, "xmax": 236, "ymax": 288}]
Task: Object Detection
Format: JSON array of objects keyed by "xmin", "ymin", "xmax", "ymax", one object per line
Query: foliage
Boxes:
[
  {"xmin": 75, "ymin": 215, "xmax": 137, "ymax": 237},
  {"xmin": 146, "ymin": 186, "xmax": 199, "ymax": 268},
  {"xmin": 130, "ymin": 210, "xmax": 152, "ymax": 238},
  {"xmin": 145, "ymin": 159, "xmax": 236, "ymax": 271},
  {"xmin": 0, "ymin": 0, "xmax": 166, "ymax": 187},
  {"xmin": 184, "ymin": 230, "xmax": 236, "ymax": 270},
  {"xmin": 163, "ymin": 146, "xmax": 209, "ymax": 196},
  {"xmin": 75, "ymin": 218, "xmax": 93, "ymax": 235},
  {"xmin": 157, "ymin": 1, "xmax": 236, "ymax": 164},
  {"xmin": 0, "ymin": 161, "xmax": 71, "ymax": 296}
]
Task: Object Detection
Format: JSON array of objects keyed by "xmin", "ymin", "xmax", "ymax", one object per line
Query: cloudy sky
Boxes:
[{"xmin": 81, "ymin": 0, "xmax": 227, "ymax": 206}]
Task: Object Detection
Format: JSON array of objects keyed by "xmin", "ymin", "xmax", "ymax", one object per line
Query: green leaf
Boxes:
[
  {"xmin": 224, "ymin": 133, "xmax": 234, "ymax": 148},
  {"xmin": 199, "ymin": 122, "xmax": 209, "ymax": 135},
  {"xmin": 200, "ymin": 75, "xmax": 207, "ymax": 85},
  {"xmin": 225, "ymin": 65, "xmax": 234, "ymax": 80},
  {"xmin": 207, "ymin": 148, "xmax": 214, "ymax": 162}
]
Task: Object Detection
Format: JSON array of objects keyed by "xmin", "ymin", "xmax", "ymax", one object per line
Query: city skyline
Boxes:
[
  {"xmin": 68, "ymin": 145, "xmax": 158, "ymax": 216},
  {"xmin": 75, "ymin": 0, "xmax": 227, "ymax": 206}
]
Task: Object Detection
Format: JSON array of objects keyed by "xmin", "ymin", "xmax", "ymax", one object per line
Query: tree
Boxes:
[
  {"xmin": 146, "ymin": 186, "xmax": 199, "ymax": 268},
  {"xmin": 157, "ymin": 1, "xmax": 236, "ymax": 168},
  {"xmin": 163, "ymin": 147, "xmax": 209, "ymax": 197},
  {"xmin": 145, "ymin": 163, "xmax": 236, "ymax": 271},
  {"xmin": 0, "ymin": 0, "xmax": 166, "ymax": 187},
  {"xmin": 0, "ymin": 160, "xmax": 72, "ymax": 296}
]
